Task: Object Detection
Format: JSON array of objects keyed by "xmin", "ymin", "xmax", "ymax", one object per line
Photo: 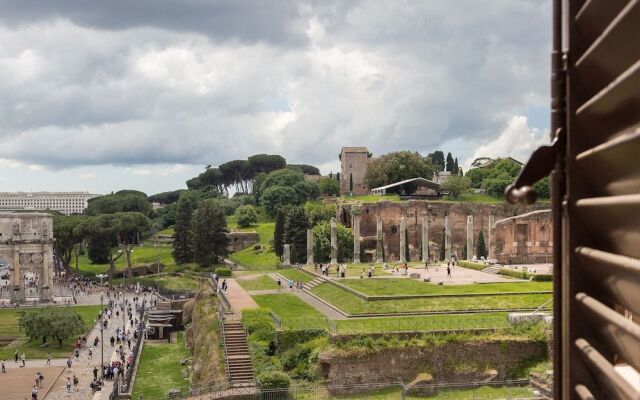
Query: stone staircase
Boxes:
[
  {"xmin": 303, "ymin": 276, "xmax": 327, "ymax": 290},
  {"xmin": 481, "ymin": 266, "xmax": 501, "ymax": 275},
  {"xmin": 222, "ymin": 320, "xmax": 255, "ymax": 386}
]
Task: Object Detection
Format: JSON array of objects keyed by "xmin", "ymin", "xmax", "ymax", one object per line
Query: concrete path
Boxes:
[
  {"xmin": 221, "ymin": 279, "xmax": 258, "ymax": 312},
  {"xmin": 294, "ymin": 291, "xmax": 347, "ymax": 320}
]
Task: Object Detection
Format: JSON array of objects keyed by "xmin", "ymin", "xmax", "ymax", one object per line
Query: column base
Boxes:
[
  {"xmin": 306, "ymin": 256, "xmax": 314, "ymax": 265},
  {"xmin": 40, "ymin": 285, "xmax": 52, "ymax": 302}
]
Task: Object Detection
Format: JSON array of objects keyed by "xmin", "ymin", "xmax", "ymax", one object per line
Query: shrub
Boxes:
[
  {"xmin": 214, "ymin": 267, "xmax": 232, "ymax": 277},
  {"xmin": 458, "ymin": 260, "xmax": 485, "ymax": 271},
  {"xmin": 257, "ymin": 370, "xmax": 290, "ymax": 389},
  {"xmin": 532, "ymin": 274, "xmax": 553, "ymax": 282},
  {"xmin": 242, "ymin": 308, "xmax": 276, "ymax": 341},
  {"xmin": 499, "ymin": 268, "xmax": 529, "ymax": 279},
  {"xmin": 235, "ymin": 205, "xmax": 258, "ymax": 228}
]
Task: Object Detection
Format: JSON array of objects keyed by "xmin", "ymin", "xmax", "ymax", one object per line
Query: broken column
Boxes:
[
  {"xmin": 306, "ymin": 229, "xmax": 314, "ymax": 265},
  {"xmin": 376, "ymin": 217, "xmax": 384, "ymax": 262},
  {"xmin": 444, "ymin": 215, "xmax": 452, "ymax": 261},
  {"xmin": 282, "ymin": 244, "xmax": 291, "ymax": 267},
  {"xmin": 421, "ymin": 215, "xmax": 429, "ymax": 262},
  {"xmin": 353, "ymin": 214, "xmax": 361, "ymax": 263},
  {"xmin": 399, "ymin": 216, "xmax": 407, "ymax": 263},
  {"xmin": 488, "ymin": 214, "xmax": 495, "ymax": 260},
  {"xmin": 330, "ymin": 217, "xmax": 338, "ymax": 265},
  {"xmin": 466, "ymin": 215, "xmax": 474, "ymax": 260}
]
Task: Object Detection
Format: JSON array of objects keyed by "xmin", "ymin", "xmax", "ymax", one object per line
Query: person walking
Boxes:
[
  {"xmin": 73, "ymin": 375, "xmax": 79, "ymax": 392},
  {"xmin": 14, "ymin": 350, "xmax": 18, "ymax": 363},
  {"xmin": 66, "ymin": 377, "xmax": 72, "ymax": 393},
  {"xmin": 66, "ymin": 357, "xmax": 72, "ymax": 368},
  {"xmin": 1, "ymin": 360, "xmax": 5, "ymax": 373},
  {"xmin": 21, "ymin": 352, "xmax": 26, "ymax": 367},
  {"xmin": 38, "ymin": 372, "xmax": 44, "ymax": 388},
  {"xmin": 93, "ymin": 367, "xmax": 98, "ymax": 381},
  {"xmin": 447, "ymin": 266, "xmax": 452, "ymax": 279},
  {"xmin": 46, "ymin": 352, "xmax": 51, "ymax": 365},
  {"xmin": 277, "ymin": 278, "xmax": 281, "ymax": 292},
  {"xmin": 31, "ymin": 385, "xmax": 38, "ymax": 400}
]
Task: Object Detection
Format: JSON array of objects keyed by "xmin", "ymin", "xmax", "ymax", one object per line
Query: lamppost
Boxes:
[{"xmin": 100, "ymin": 294, "xmax": 104, "ymax": 378}]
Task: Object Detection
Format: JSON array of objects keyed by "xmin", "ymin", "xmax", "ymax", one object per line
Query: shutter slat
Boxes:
[
  {"xmin": 575, "ymin": 0, "xmax": 631, "ymax": 57},
  {"xmin": 576, "ymin": 293, "xmax": 640, "ymax": 371},
  {"xmin": 576, "ymin": 247, "xmax": 640, "ymax": 315},
  {"xmin": 575, "ymin": 129, "xmax": 640, "ymax": 196},
  {"xmin": 575, "ymin": 338, "xmax": 640, "ymax": 400},
  {"xmin": 575, "ymin": 0, "xmax": 640, "ymax": 102},
  {"xmin": 576, "ymin": 194, "xmax": 640, "ymax": 259}
]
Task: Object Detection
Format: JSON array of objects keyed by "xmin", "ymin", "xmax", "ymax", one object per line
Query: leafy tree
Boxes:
[
  {"xmin": 364, "ymin": 151, "xmax": 434, "ymax": 190},
  {"xmin": 483, "ymin": 172, "xmax": 514, "ymax": 197},
  {"xmin": 304, "ymin": 203, "xmax": 336, "ymax": 227},
  {"xmin": 440, "ymin": 175, "xmax": 471, "ymax": 197},
  {"xmin": 19, "ymin": 307, "xmax": 84, "ymax": 347},
  {"xmin": 219, "ymin": 159, "xmax": 253, "ymax": 193},
  {"xmin": 312, "ymin": 221, "xmax": 354, "ymax": 263},
  {"xmin": 476, "ymin": 230, "xmax": 488, "ymax": 259},
  {"xmin": 453, "ymin": 158, "xmax": 459, "ymax": 174},
  {"xmin": 292, "ymin": 180, "xmax": 319, "ymax": 203},
  {"xmin": 427, "ymin": 151, "xmax": 445, "ymax": 171},
  {"xmin": 533, "ymin": 176, "xmax": 551, "ymax": 199},
  {"xmin": 148, "ymin": 190, "xmax": 187, "ymax": 205},
  {"xmin": 247, "ymin": 154, "xmax": 286, "ymax": 174},
  {"xmin": 286, "ymin": 164, "xmax": 320, "ymax": 175},
  {"xmin": 85, "ymin": 191, "xmax": 152, "ymax": 217},
  {"xmin": 172, "ymin": 193, "xmax": 198, "ymax": 264},
  {"xmin": 317, "ymin": 177, "xmax": 340, "ymax": 197},
  {"xmin": 274, "ymin": 208, "xmax": 287, "ymax": 257},
  {"xmin": 235, "ymin": 205, "xmax": 258, "ymax": 228},
  {"xmin": 445, "ymin": 152, "xmax": 454, "ymax": 172},
  {"xmin": 152, "ymin": 202, "xmax": 177, "ymax": 231},
  {"xmin": 283, "ymin": 206, "xmax": 309, "ymax": 263},
  {"xmin": 53, "ymin": 214, "xmax": 86, "ymax": 273},
  {"xmin": 190, "ymin": 199, "xmax": 229, "ymax": 267},
  {"xmin": 465, "ymin": 167, "xmax": 489, "ymax": 188},
  {"xmin": 261, "ymin": 186, "xmax": 299, "ymax": 217}
]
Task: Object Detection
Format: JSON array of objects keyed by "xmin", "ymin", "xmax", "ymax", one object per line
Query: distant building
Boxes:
[
  {"xmin": 340, "ymin": 147, "xmax": 371, "ymax": 195},
  {"xmin": 0, "ymin": 192, "xmax": 100, "ymax": 215},
  {"xmin": 433, "ymin": 170, "xmax": 451, "ymax": 184},
  {"xmin": 151, "ymin": 202, "xmax": 164, "ymax": 210}
]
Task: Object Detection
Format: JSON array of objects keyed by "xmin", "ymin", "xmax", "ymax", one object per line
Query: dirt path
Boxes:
[{"xmin": 221, "ymin": 279, "xmax": 258, "ymax": 312}]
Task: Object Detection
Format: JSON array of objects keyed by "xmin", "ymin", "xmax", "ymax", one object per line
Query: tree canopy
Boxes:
[
  {"xmin": 20, "ymin": 307, "xmax": 85, "ymax": 346},
  {"xmin": 364, "ymin": 151, "xmax": 434, "ymax": 191}
]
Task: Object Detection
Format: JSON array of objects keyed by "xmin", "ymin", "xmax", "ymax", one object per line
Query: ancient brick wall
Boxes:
[
  {"xmin": 318, "ymin": 339, "xmax": 547, "ymax": 387},
  {"xmin": 338, "ymin": 201, "xmax": 548, "ymax": 262},
  {"xmin": 494, "ymin": 209, "xmax": 552, "ymax": 264}
]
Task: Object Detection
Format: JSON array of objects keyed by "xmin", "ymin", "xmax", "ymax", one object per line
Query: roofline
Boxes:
[
  {"xmin": 371, "ymin": 177, "xmax": 440, "ymax": 191},
  {"xmin": 494, "ymin": 209, "xmax": 551, "ymax": 226}
]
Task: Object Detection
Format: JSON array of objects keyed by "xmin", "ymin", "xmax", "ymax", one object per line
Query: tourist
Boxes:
[
  {"xmin": 447, "ymin": 266, "xmax": 452, "ymax": 278},
  {"xmin": 93, "ymin": 367, "xmax": 98, "ymax": 380},
  {"xmin": 66, "ymin": 377, "xmax": 72, "ymax": 393},
  {"xmin": 288, "ymin": 279, "xmax": 293, "ymax": 290},
  {"xmin": 88, "ymin": 347, "xmax": 93, "ymax": 359},
  {"xmin": 277, "ymin": 278, "xmax": 281, "ymax": 292},
  {"xmin": 39, "ymin": 372, "xmax": 44, "ymax": 388},
  {"xmin": 66, "ymin": 357, "xmax": 72, "ymax": 368},
  {"xmin": 14, "ymin": 349, "xmax": 18, "ymax": 363},
  {"xmin": 1, "ymin": 360, "xmax": 5, "ymax": 373},
  {"xmin": 21, "ymin": 352, "xmax": 26, "ymax": 367},
  {"xmin": 46, "ymin": 352, "xmax": 51, "ymax": 365},
  {"xmin": 424, "ymin": 261, "xmax": 429, "ymax": 271},
  {"xmin": 31, "ymin": 385, "xmax": 38, "ymax": 400}
]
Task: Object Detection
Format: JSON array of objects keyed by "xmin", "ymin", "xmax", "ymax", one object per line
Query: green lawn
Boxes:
[
  {"xmin": 338, "ymin": 279, "xmax": 552, "ymax": 296},
  {"xmin": 131, "ymin": 332, "xmax": 190, "ymax": 399},
  {"xmin": 304, "ymin": 264, "xmax": 391, "ymax": 278},
  {"xmin": 0, "ymin": 305, "xmax": 101, "ymax": 359},
  {"xmin": 278, "ymin": 269, "xmax": 314, "ymax": 284},
  {"xmin": 157, "ymin": 227, "xmax": 175, "ymax": 235},
  {"xmin": 253, "ymin": 294, "xmax": 327, "ymax": 329},
  {"xmin": 74, "ymin": 242, "xmax": 177, "ymax": 276},
  {"xmin": 237, "ymin": 274, "xmax": 278, "ymax": 291},
  {"xmin": 327, "ymin": 384, "xmax": 535, "ymax": 399},
  {"xmin": 335, "ymin": 313, "xmax": 509, "ymax": 333},
  {"xmin": 230, "ymin": 221, "xmax": 280, "ymax": 269},
  {"xmin": 311, "ymin": 283, "xmax": 551, "ymax": 314}
]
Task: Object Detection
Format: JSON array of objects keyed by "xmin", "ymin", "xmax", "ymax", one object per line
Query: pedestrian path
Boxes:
[{"xmin": 222, "ymin": 279, "xmax": 258, "ymax": 312}]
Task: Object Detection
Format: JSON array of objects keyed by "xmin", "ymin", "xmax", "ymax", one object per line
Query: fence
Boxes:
[{"xmin": 153, "ymin": 379, "xmax": 541, "ymax": 400}]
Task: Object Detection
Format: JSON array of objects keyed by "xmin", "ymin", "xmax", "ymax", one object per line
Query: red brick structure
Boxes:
[
  {"xmin": 493, "ymin": 209, "xmax": 552, "ymax": 264},
  {"xmin": 340, "ymin": 147, "xmax": 371, "ymax": 195}
]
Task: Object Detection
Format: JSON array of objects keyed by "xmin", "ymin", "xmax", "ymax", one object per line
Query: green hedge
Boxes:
[
  {"xmin": 458, "ymin": 261, "xmax": 486, "ymax": 271},
  {"xmin": 499, "ymin": 269, "xmax": 529, "ymax": 279},
  {"xmin": 257, "ymin": 370, "xmax": 290, "ymax": 389},
  {"xmin": 214, "ymin": 267, "xmax": 232, "ymax": 277},
  {"xmin": 276, "ymin": 329, "xmax": 326, "ymax": 352},
  {"xmin": 532, "ymin": 274, "xmax": 553, "ymax": 282}
]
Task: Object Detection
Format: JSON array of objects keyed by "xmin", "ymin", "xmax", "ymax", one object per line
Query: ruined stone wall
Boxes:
[
  {"xmin": 494, "ymin": 210, "xmax": 552, "ymax": 264},
  {"xmin": 338, "ymin": 201, "xmax": 548, "ymax": 262},
  {"xmin": 226, "ymin": 231, "xmax": 259, "ymax": 252},
  {"xmin": 318, "ymin": 339, "xmax": 547, "ymax": 388}
]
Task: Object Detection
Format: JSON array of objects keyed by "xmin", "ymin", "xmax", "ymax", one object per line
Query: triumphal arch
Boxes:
[{"xmin": 0, "ymin": 212, "xmax": 54, "ymax": 303}]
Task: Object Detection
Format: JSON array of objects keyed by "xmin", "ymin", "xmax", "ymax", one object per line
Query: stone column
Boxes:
[
  {"xmin": 466, "ymin": 215, "xmax": 474, "ymax": 260},
  {"xmin": 421, "ymin": 216, "xmax": 429, "ymax": 262},
  {"xmin": 306, "ymin": 229, "xmax": 314, "ymax": 265},
  {"xmin": 282, "ymin": 244, "xmax": 291, "ymax": 267},
  {"xmin": 12, "ymin": 249, "xmax": 24, "ymax": 303},
  {"xmin": 353, "ymin": 215, "xmax": 361, "ymax": 263},
  {"xmin": 41, "ymin": 248, "xmax": 52, "ymax": 301},
  {"xmin": 376, "ymin": 217, "xmax": 384, "ymax": 263},
  {"xmin": 444, "ymin": 215, "xmax": 452, "ymax": 261},
  {"xmin": 399, "ymin": 216, "xmax": 407, "ymax": 263},
  {"xmin": 488, "ymin": 214, "xmax": 495, "ymax": 260},
  {"xmin": 330, "ymin": 217, "xmax": 338, "ymax": 265}
]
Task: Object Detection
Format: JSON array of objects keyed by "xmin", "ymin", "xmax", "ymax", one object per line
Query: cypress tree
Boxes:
[
  {"xmin": 283, "ymin": 206, "xmax": 309, "ymax": 264},
  {"xmin": 172, "ymin": 195, "xmax": 196, "ymax": 263},
  {"xmin": 445, "ymin": 152, "xmax": 454, "ymax": 172},
  {"xmin": 439, "ymin": 231, "xmax": 445, "ymax": 261},
  {"xmin": 453, "ymin": 158, "xmax": 459, "ymax": 174},
  {"xmin": 274, "ymin": 208, "xmax": 287, "ymax": 257},
  {"xmin": 191, "ymin": 199, "xmax": 229, "ymax": 267},
  {"xmin": 349, "ymin": 173, "xmax": 353, "ymax": 193},
  {"xmin": 476, "ymin": 230, "xmax": 488, "ymax": 259}
]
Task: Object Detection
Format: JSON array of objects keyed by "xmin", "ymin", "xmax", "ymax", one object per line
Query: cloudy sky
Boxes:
[{"xmin": 0, "ymin": 0, "xmax": 551, "ymax": 195}]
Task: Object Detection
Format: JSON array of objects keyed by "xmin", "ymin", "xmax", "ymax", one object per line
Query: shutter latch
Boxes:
[{"xmin": 505, "ymin": 128, "xmax": 565, "ymax": 205}]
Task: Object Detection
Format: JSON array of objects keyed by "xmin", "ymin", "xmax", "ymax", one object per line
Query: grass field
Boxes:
[
  {"xmin": 304, "ymin": 264, "xmax": 391, "ymax": 278},
  {"xmin": 334, "ymin": 312, "xmax": 509, "ymax": 333},
  {"xmin": 0, "ymin": 305, "xmax": 101, "ymax": 359},
  {"xmin": 338, "ymin": 279, "xmax": 552, "ymax": 296},
  {"xmin": 229, "ymin": 221, "xmax": 279, "ymax": 269},
  {"xmin": 325, "ymin": 384, "xmax": 535, "ymax": 400},
  {"xmin": 278, "ymin": 269, "xmax": 314, "ymax": 284},
  {"xmin": 338, "ymin": 194, "xmax": 402, "ymax": 203},
  {"xmin": 73, "ymin": 242, "xmax": 177, "ymax": 276},
  {"xmin": 311, "ymin": 283, "xmax": 551, "ymax": 314},
  {"xmin": 131, "ymin": 332, "xmax": 190, "ymax": 399},
  {"xmin": 253, "ymin": 294, "xmax": 327, "ymax": 329},
  {"xmin": 237, "ymin": 274, "xmax": 279, "ymax": 291}
]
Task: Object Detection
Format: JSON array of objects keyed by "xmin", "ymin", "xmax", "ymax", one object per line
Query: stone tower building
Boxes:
[{"xmin": 340, "ymin": 147, "xmax": 371, "ymax": 195}]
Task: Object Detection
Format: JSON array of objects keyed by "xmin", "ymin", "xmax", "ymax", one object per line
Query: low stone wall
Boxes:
[
  {"xmin": 318, "ymin": 339, "xmax": 546, "ymax": 391},
  {"xmin": 226, "ymin": 231, "xmax": 259, "ymax": 252}
]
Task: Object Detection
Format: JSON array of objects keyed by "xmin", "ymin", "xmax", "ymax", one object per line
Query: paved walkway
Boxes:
[{"xmin": 221, "ymin": 279, "xmax": 258, "ymax": 312}]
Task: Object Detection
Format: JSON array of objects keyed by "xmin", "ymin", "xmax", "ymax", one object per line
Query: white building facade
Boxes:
[{"xmin": 0, "ymin": 192, "xmax": 100, "ymax": 215}]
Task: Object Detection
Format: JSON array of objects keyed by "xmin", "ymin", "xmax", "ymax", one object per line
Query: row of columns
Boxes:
[{"xmin": 285, "ymin": 215, "xmax": 495, "ymax": 266}]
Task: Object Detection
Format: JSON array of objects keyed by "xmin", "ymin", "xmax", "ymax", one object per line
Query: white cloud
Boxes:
[
  {"xmin": 465, "ymin": 116, "xmax": 549, "ymax": 168},
  {"xmin": 80, "ymin": 173, "xmax": 97, "ymax": 180},
  {"xmin": 124, "ymin": 167, "xmax": 152, "ymax": 176}
]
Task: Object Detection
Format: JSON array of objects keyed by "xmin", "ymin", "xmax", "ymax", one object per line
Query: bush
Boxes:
[
  {"xmin": 214, "ymin": 267, "xmax": 232, "ymax": 277},
  {"xmin": 499, "ymin": 268, "xmax": 529, "ymax": 279},
  {"xmin": 440, "ymin": 175, "xmax": 471, "ymax": 197},
  {"xmin": 257, "ymin": 370, "xmax": 291, "ymax": 389},
  {"xmin": 242, "ymin": 308, "xmax": 276, "ymax": 340},
  {"xmin": 458, "ymin": 260, "xmax": 486, "ymax": 271},
  {"xmin": 235, "ymin": 205, "xmax": 258, "ymax": 228},
  {"xmin": 532, "ymin": 274, "xmax": 553, "ymax": 282}
]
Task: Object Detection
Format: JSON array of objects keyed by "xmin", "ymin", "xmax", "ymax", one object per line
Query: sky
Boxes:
[{"xmin": 0, "ymin": 0, "xmax": 551, "ymax": 195}]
